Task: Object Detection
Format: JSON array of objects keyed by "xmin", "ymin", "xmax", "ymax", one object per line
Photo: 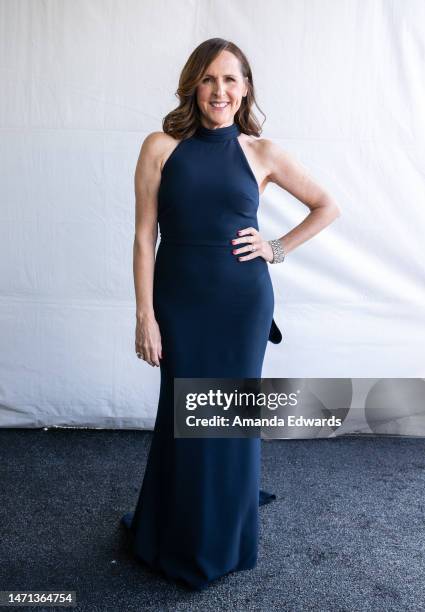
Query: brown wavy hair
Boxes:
[{"xmin": 162, "ymin": 38, "xmax": 265, "ymax": 140}]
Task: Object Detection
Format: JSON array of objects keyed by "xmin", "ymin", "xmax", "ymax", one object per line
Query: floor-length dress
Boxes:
[{"xmin": 121, "ymin": 121, "xmax": 282, "ymax": 590}]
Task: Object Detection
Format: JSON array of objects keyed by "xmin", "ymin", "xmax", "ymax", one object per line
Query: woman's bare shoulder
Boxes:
[
  {"xmin": 239, "ymin": 133, "xmax": 279, "ymax": 174},
  {"xmin": 240, "ymin": 132, "xmax": 275, "ymax": 157},
  {"xmin": 140, "ymin": 131, "xmax": 180, "ymax": 153},
  {"xmin": 247, "ymin": 136, "xmax": 297, "ymax": 175},
  {"xmin": 137, "ymin": 131, "xmax": 182, "ymax": 169},
  {"xmin": 244, "ymin": 134, "xmax": 281, "ymax": 155}
]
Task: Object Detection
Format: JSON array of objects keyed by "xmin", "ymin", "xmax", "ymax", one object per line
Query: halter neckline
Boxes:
[{"xmin": 194, "ymin": 122, "xmax": 241, "ymax": 142}]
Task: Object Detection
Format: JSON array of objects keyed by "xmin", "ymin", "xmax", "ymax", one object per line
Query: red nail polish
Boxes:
[{"xmin": 232, "ymin": 250, "xmax": 236, "ymax": 254}]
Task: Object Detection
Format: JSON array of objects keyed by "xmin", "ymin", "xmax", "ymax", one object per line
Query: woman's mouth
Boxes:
[{"xmin": 210, "ymin": 102, "xmax": 230, "ymax": 111}]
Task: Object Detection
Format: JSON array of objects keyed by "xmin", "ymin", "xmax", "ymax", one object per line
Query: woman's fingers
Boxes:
[
  {"xmin": 135, "ymin": 320, "xmax": 162, "ymax": 367},
  {"xmin": 148, "ymin": 347, "xmax": 161, "ymax": 367},
  {"xmin": 231, "ymin": 227, "xmax": 273, "ymax": 263},
  {"xmin": 236, "ymin": 226, "xmax": 258, "ymax": 237},
  {"xmin": 235, "ymin": 242, "xmax": 257, "ymax": 255},
  {"xmin": 140, "ymin": 345, "xmax": 161, "ymax": 367},
  {"xmin": 137, "ymin": 352, "xmax": 159, "ymax": 367},
  {"xmin": 232, "ymin": 233, "xmax": 255, "ymax": 253},
  {"xmin": 232, "ymin": 229, "xmax": 266, "ymax": 262}
]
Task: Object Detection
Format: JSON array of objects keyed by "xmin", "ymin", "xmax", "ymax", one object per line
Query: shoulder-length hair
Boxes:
[{"xmin": 163, "ymin": 38, "xmax": 265, "ymax": 140}]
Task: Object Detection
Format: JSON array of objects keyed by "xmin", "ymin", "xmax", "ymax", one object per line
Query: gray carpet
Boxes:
[{"xmin": 1, "ymin": 429, "xmax": 424, "ymax": 611}]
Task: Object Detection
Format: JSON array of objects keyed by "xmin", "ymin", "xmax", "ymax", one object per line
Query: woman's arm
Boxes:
[
  {"xmin": 261, "ymin": 140, "xmax": 341, "ymax": 256},
  {"xmin": 133, "ymin": 132, "xmax": 167, "ymax": 366}
]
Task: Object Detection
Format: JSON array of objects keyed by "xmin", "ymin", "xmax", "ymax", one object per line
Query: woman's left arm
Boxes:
[{"xmin": 261, "ymin": 139, "xmax": 342, "ymax": 257}]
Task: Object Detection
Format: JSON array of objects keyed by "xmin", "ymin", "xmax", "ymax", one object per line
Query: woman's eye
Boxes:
[{"xmin": 202, "ymin": 77, "xmax": 235, "ymax": 83}]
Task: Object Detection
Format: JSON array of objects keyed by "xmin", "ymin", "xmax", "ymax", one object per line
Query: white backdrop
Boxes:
[{"xmin": 1, "ymin": 0, "xmax": 424, "ymax": 431}]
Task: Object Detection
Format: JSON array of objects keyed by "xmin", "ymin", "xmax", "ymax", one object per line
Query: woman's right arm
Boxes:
[{"xmin": 133, "ymin": 132, "xmax": 167, "ymax": 367}]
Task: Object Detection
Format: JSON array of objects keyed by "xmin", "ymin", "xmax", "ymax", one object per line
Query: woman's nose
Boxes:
[{"xmin": 213, "ymin": 81, "xmax": 225, "ymax": 96}]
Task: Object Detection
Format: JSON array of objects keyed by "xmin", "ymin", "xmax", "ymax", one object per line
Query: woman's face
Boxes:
[{"xmin": 196, "ymin": 50, "xmax": 248, "ymax": 129}]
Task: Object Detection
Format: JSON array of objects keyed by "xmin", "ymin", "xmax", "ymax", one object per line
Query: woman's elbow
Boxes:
[{"xmin": 322, "ymin": 199, "xmax": 342, "ymax": 220}]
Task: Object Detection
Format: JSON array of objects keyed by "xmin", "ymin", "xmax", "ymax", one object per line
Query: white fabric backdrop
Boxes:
[{"xmin": 1, "ymin": 0, "xmax": 424, "ymax": 431}]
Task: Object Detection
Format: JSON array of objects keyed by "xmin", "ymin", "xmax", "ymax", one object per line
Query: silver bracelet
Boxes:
[{"xmin": 268, "ymin": 238, "xmax": 285, "ymax": 263}]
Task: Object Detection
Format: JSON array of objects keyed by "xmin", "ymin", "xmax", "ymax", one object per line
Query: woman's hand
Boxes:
[
  {"xmin": 135, "ymin": 312, "xmax": 163, "ymax": 367},
  {"xmin": 231, "ymin": 227, "xmax": 274, "ymax": 263}
]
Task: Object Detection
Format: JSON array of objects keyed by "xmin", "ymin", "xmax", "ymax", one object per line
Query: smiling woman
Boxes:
[
  {"xmin": 196, "ymin": 51, "xmax": 250, "ymax": 127},
  {"xmin": 121, "ymin": 36, "xmax": 339, "ymax": 592}
]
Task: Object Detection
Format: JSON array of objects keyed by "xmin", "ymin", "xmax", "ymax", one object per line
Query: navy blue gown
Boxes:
[{"xmin": 121, "ymin": 121, "xmax": 282, "ymax": 590}]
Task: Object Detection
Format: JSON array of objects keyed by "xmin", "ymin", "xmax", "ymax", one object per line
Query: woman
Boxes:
[{"xmin": 122, "ymin": 38, "xmax": 341, "ymax": 590}]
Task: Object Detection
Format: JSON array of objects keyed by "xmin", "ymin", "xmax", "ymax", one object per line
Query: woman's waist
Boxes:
[
  {"xmin": 155, "ymin": 241, "xmax": 270, "ymax": 282},
  {"xmin": 160, "ymin": 236, "xmax": 232, "ymax": 247},
  {"xmin": 159, "ymin": 230, "xmax": 259, "ymax": 248}
]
